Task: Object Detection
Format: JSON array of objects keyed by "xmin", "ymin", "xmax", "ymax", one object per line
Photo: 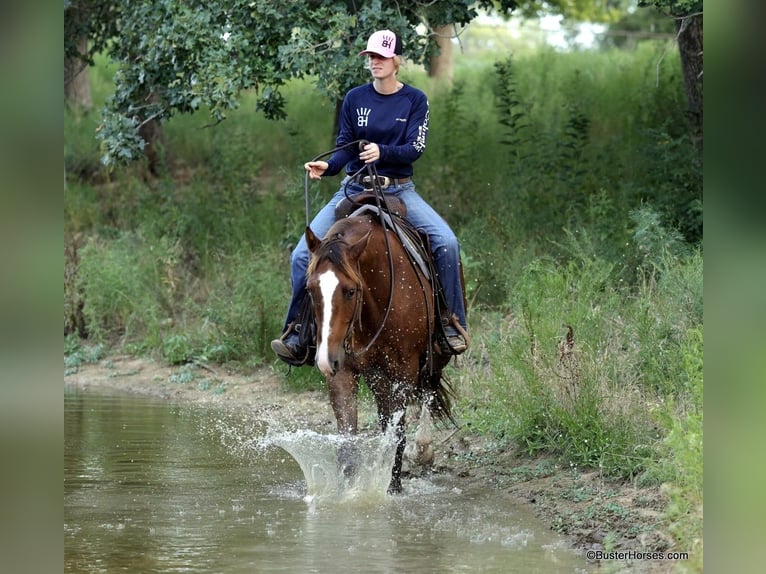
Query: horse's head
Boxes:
[{"xmin": 305, "ymin": 222, "xmax": 372, "ymax": 377}]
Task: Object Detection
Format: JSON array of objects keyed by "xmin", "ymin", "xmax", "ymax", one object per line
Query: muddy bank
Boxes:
[{"xmin": 65, "ymin": 355, "xmax": 677, "ymax": 573}]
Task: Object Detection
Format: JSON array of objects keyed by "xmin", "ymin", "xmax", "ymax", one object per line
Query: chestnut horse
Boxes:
[{"xmin": 305, "ymin": 212, "xmax": 455, "ymax": 493}]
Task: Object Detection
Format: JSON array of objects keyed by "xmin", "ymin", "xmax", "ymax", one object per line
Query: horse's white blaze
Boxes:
[{"xmin": 316, "ymin": 270, "xmax": 340, "ymax": 376}]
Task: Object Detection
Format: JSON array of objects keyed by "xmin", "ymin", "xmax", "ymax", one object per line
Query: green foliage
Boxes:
[
  {"xmin": 67, "ymin": 43, "xmax": 702, "ymax": 347},
  {"xmin": 508, "ymin": 0, "xmax": 627, "ymax": 22},
  {"xmin": 78, "ymin": 232, "xmax": 168, "ymax": 342},
  {"xmin": 638, "ymin": 0, "xmax": 703, "ymax": 18},
  {"xmin": 77, "ymin": 231, "xmax": 290, "ymax": 367},
  {"xmin": 64, "ymin": 0, "xmax": 120, "ymax": 64},
  {"xmin": 630, "ymin": 204, "xmax": 691, "ymax": 273},
  {"xmin": 64, "ymin": 336, "xmax": 106, "ymax": 375},
  {"xmin": 600, "ymin": 5, "xmax": 677, "ymax": 50},
  {"xmin": 494, "ymin": 57, "xmax": 532, "ymax": 157},
  {"xmin": 455, "ymin": 220, "xmax": 701, "ymax": 480},
  {"xmin": 640, "ymin": 326, "xmax": 703, "ymax": 569},
  {"xmin": 65, "ymin": 0, "xmax": 519, "ymax": 166}
]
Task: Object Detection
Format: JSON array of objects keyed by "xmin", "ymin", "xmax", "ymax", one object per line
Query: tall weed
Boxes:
[
  {"xmin": 456, "ymin": 224, "xmax": 701, "ymax": 480},
  {"xmin": 642, "ymin": 327, "xmax": 703, "ymax": 570},
  {"xmin": 78, "ymin": 233, "xmax": 169, "ymax": 343}
]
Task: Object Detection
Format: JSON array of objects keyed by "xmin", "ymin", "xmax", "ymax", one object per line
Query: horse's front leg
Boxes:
[
  {"xmin": 369, "ymin": 373, "xmax": 408, "ymax": 494},
  {"xmin": 385, "ymin": 413, "xmax": 406, "ymax": 494},
  {"xmin": 327, "ymin": 370, "xmax": 359, "ymax": 477}
]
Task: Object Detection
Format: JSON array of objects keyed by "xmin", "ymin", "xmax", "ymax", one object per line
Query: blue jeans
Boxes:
[{"xmin": 282, "ymin": 178, "xmax": 467, "ymax": 333}]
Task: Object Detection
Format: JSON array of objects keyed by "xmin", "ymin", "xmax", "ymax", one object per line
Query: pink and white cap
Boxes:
[{"xmin": 358, "ymin": 30, "xmax": 401, "ymax": 58}]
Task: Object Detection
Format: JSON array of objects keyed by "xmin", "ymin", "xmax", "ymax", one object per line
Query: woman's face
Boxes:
[{"xmin": 367, "ymin": 54, "xmax": 397, "ymax": 79}]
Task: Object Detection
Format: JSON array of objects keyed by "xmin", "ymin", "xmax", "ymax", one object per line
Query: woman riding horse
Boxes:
[{"xmin": 271, "ymin": 29, "xmax": 469, "ymax": 364}]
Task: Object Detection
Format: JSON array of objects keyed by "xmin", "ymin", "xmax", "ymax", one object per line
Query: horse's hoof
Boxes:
[
  {"xmin": 387, "ymin": 479, "xmax": 403, "ymax": 494},
  {"xmin": 338, "ymin": 441, "xmax": 359, "ymax": 478}
]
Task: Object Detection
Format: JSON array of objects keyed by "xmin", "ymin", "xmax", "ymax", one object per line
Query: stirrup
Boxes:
[
  {"xmin": 439, "ymin": 316, "xmax": 469, "ymax": 355},
  {"xmin": 271, "ymin": 323, "xmax": 311, "ymax": 366}
]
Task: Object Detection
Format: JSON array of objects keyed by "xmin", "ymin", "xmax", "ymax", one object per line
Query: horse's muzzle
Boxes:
[{"xmin": 317, "ymin": 347, "xmax": 345, "ymax": 377}]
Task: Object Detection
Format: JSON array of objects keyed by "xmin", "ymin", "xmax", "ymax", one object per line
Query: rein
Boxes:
[{"xmin": 303, "ymin": 139, "xmax": 367, "ymax": 227}]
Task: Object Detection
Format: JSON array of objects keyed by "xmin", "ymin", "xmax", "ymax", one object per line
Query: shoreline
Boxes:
[{"xmin": 65, "ymin": 354, "xmax": 675, "ymax": 573}]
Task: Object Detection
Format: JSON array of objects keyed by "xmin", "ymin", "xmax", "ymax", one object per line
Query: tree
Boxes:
[
  {"xmin": 639, "ymin": 0, "xmax": 703, "ymax": 152},
  {"xmin": 69, "ymin": 1, "xmax": 702, "ymax": 166},
  {"xmin": 67, "ymin": 0, "xmax": 519, "ymax": 168},
  {"xmin": 428, "ymin": 25, "xmax": 455, "ymax": 84},
  {"xmin": 64, "ymin": 0, "xmax": 120, "ymax": 109},
  {"xmin": 64, "ymin": 4, "xmax": 92, "ymax": 110}
]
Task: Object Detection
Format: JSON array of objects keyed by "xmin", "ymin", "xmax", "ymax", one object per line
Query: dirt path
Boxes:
[{"xmin": 65, "ymin": 355, "xmax": 677, "ymax": 573}]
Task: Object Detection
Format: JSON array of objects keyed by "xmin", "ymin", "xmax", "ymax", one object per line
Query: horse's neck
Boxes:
[{"xmin": 359, "ymin": 231, "xmax": 428, "ymax": 308}]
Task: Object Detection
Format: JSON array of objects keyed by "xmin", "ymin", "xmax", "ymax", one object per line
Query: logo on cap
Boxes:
[{"xmin": 380, "ymin": 34, "xmax": 395, "ymax": 51}]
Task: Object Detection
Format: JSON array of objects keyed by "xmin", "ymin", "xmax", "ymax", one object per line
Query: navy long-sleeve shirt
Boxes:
[{"xmin": 324, "ymin": 83, "xmax": 429, "ymax": 179}]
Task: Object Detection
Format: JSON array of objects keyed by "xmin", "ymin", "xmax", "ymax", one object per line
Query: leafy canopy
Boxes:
[
  {"xmin": 66, "ymin": 0, "xmax": 518, "ymax": 166},
  {"xmin": 69, "ymin": 1, "xmax": 693, "ymax": 166}
]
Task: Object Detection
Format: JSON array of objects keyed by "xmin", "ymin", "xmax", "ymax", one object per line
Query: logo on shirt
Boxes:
[{"xmin": 356, "ymin": 107, "xmax": 371, "ymax": 127}]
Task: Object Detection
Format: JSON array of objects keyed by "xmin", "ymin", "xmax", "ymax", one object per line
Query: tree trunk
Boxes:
[
  {"xmin": 428, "ymin": 25, "xmax": 454, "ymax": 85},
  {"xmin": 138, "ymin": 91, "xmax": 168, "ymax": 177},
  {"xmin": 64, "ymin": 36, "xmax": 92, "ymax": 110},
  {"xmin": 138, "ymin": 118, "xmax": 166, "ymax": 177},
  {"xmin": 676, "ymin": 14, "xmax": 703, "ymax": 153}
]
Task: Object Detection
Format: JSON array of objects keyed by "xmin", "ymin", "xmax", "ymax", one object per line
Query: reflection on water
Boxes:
[{"xmin": 65, "ymin": 387, "xmax": 593, "ymax": 573}]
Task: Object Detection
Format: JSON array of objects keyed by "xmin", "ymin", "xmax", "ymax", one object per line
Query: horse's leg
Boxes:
[
  {"xmin": 387, "ymin": 410, "xmax": 406, "ymax": 494},
  {"xmin": 327, "ymin": 370, "xmax": 360, "ymax": 477},
  {"xmin": 367, "ymin": 372, "xmax": 409, "ymax": 494}
]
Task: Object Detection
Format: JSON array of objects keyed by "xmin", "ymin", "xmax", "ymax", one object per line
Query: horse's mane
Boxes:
[{"xmin": 307, "ymin": 218, "xmax": 376, "ymax": 287}]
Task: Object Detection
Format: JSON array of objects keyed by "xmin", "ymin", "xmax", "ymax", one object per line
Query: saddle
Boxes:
[{"xmin": 335, "ymin": 191, "xmax": 407, "ymax": 219}]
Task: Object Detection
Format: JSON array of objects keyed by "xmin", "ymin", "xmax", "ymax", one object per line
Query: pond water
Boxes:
[{"xmin": 64, "ymin": 387, "xmax": 593, "ymax": 573}]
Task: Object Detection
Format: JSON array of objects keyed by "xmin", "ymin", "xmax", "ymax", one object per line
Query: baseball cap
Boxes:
[{"xmin": 358, "ymin": 30, "xmax": 401, "ymax": 58}]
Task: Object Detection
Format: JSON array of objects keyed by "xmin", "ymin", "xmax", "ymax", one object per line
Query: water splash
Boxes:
[{"xmin": 257, "ymin": 421, "xmax": 400, "ymax": 506}]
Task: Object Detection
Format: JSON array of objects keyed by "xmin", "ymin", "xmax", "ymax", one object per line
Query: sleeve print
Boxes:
[{"xmin": 413, "ymin": 104, "xmax": 429, "ymax": 153}]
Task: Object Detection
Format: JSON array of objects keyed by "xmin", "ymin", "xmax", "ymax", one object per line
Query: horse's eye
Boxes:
[{"xmin": 344, "ymin": 288, "xmax": 356, "ymax": 300}]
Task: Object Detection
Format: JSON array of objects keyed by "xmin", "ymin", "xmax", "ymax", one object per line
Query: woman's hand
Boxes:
[
  {"xmin": 304, "ymin": 161, "xmax": 328, "ymax": 180},
  {"xmin": 359, "ymin": 142, "xmax": 380, "ymax": 164}
]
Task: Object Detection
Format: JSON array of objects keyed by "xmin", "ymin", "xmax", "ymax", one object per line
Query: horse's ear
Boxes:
[
  {"xmin": 305, "ymin": 226, "xmax": 321, "ymax": 253},
  {"xmin": 349, "ymin": 230, "xmax": 372, "ymax": 260}
]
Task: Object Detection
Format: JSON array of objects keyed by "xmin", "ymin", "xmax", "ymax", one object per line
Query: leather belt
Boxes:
[{"xmin": 352, "ymin": 175, "xmax": 412, "ymax": 189}]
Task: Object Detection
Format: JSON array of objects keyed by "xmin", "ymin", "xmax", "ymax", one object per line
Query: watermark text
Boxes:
[{"xmin": 586, "ymin": 550, "xmax": 689, "ymax": 562}]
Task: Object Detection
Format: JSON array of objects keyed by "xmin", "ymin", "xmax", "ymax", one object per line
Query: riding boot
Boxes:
[
  {"xmin": 443, "ymin": 325, "xmax": 467, "ymax": 354},
  {"xmin": 271, "ymin": 323, "xmax": 310, "ymax": 366}
]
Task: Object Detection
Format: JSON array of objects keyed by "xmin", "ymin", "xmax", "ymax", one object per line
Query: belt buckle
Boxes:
[{"xmin": 361, "ymin": 175, "xmax": 391, "ymax": 189}]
